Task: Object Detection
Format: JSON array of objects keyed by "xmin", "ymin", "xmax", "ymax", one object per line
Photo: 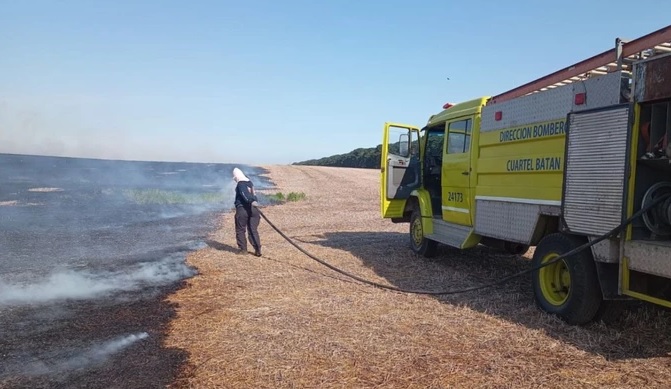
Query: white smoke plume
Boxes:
[
  {"xmin": 3, "ymin": 332, "xmax": 149, "ymax": 377},
  {"xmin": 0, "ymin": 255, "xmax": 196, "ymax": 306}
]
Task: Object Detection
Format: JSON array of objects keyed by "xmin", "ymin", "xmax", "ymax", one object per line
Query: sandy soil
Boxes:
[{"xmin": 165, "ymin": 165, "xmax": 671, "ymax": 389}]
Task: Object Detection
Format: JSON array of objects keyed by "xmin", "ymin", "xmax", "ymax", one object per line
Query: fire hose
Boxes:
[{"xmin": 256, "ymin": 191, "xmax": 671, "ymax": 296}]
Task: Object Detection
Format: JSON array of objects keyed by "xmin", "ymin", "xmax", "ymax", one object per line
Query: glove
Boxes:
[{"xmin": 251, "ymin": 201, "xmax": 259, "ymax": 207}]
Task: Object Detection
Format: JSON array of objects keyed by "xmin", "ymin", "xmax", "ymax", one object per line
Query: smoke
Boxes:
[
  {"xmin": 0, "ymin": 255, "xmax": 196, "ymax": 306},
  {"xmin": 0, "ymin": 156, "xmax": 260, "ymax": 308},
  {"xmin": 2, "ymin": 332, "xmax": 149, "ymax": 377}
]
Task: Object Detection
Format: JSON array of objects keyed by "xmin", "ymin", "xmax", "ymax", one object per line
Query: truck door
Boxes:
[
  {"xmin": 442, "ymin": 117, "xmax": 473, "ymax": 226},
  {"xmin": 381, "ymin": 122, "xmax": 421, "ymax": 218}
]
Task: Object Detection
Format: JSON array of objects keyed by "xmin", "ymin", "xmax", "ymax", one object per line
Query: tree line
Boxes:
[{"xmin": 292, "ymin": 145, "xmax": 383, "ymax": 169}]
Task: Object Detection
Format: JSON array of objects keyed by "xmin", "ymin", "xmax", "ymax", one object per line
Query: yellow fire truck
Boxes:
[{"xmin": 381, "ymin": 24, "xmax": 671, "ymax": 324}]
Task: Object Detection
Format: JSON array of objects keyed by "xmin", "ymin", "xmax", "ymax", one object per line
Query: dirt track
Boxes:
[{"xmin": 166, "ymin": 165, "xmax": 671, "ymax": 388}]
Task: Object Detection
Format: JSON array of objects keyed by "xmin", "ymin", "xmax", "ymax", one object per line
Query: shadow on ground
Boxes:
[
  {"xmin": 204, "ymin": 239, "xmax": 239, "ymax": 253},
  {"xmin": 297, "ymin": 230, "xmax": 671, "ymax": 361}
]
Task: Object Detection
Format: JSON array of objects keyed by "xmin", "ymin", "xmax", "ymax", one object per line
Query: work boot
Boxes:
[{"xmin": 254, "ymin": 249, "xmax": 262, "ymax": 257}]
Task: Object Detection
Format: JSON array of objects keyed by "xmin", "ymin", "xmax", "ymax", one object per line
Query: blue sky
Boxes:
[{"xmin": 1, "ymin": 0, "xmax": 669, "ymax": 165}]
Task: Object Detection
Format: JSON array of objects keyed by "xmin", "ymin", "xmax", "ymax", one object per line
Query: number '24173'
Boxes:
[{"xmin": 447, "ymin": 192, "xmax": 463, "ymax": 202}]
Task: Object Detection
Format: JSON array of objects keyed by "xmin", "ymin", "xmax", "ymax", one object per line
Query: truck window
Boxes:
[
  {"xmin": 425, "ymin": 131, "xmax": 444, "ymax": 158},
  {"xmin": 420, "ymin": 125, "xmax": 445, "ymax": 176},
  {"xmin": 447, "ymin": 119, "xmax": 472, "ymax": 154}
]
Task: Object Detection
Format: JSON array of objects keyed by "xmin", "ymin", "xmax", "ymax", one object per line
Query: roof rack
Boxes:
[{"xmin": 489, "ymin": 24, "xmax": 671, "ymax": 104}]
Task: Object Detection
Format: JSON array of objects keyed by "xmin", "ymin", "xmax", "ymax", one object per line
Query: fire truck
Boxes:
[{"xmin": 380, "ymin": 24, "xmax": 671, "ymax": 324}]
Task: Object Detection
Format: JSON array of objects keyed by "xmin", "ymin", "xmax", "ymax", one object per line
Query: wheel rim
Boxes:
[
  {"xmin": 411, "ymin": 217, "xmax": 423, "ymax": 248},
  {"xmin": 538, "ymin": 253, "xmax": 570, "ymax": 306}
]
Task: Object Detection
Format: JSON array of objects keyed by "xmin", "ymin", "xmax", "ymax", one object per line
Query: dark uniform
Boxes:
[{"xmin": 234, "ymin": 180, "xmax": 261, "ymax": 256}]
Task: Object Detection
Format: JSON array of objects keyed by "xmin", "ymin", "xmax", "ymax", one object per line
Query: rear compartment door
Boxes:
[
  {"xmin": 442, "ymin": 117, "xmax": 473, "ymax": 226},
  {"xmin": 381, "ymin": 122, "xmax": 421, "ymax": 218}
]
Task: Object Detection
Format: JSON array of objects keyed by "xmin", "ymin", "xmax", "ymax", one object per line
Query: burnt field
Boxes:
[{"xmin": 0, "ymin": 153, "xmax": 267, "ymax": 388}]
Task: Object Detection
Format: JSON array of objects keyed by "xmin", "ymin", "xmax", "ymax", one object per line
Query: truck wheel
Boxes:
[
  {"xmin": 409, "ymin": 207, "xmax": 438, "ymax": 257},
  {"xmin": 531, "ymin": 233, "xmax": 602, "ymax": 325}
]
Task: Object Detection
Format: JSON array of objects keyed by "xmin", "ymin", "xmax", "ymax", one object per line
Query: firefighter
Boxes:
[{"xmin": 232, "ymin": 167, "xmax": 262, "ymax": 256}]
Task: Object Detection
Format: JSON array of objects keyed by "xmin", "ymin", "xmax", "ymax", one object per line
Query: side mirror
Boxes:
[{"xmin": 398, "ymin": 133, "xmax": 409, "ymax": 156}]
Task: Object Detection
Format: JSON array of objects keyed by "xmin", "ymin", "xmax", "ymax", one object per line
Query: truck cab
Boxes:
[
  {"xmin": 381, "ymin": 97, "xmax": 495, "ymax": 256},
  {"xmin": 380, "ymin": 24, "xmax": 671, "ymax": 325}
]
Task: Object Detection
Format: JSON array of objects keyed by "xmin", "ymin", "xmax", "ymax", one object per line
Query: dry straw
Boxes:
[{"xmin": 166, "ymin": 165, "xmax": 671, "ymax": 389}]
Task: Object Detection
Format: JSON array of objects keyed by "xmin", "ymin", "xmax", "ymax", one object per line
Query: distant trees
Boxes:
[{"xmin": 293, "ymin": 145, "xmax": 383, "ymax": 169}]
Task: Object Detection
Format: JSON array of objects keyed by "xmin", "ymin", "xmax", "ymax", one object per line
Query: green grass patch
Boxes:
[
  {"xmin": 122, "ymin": 189, "xmax": 226, "ymax": 205},
  {"xmin": 286, "ymin": 192, "xmax": 306, "ymax": 201},
  {"xmin": 266, "ymin": 192, "xmax": 285, "ymax": 202},
  {"xmin": 265, "ymin": 191, "xmax": 307, "ymax": 204}
]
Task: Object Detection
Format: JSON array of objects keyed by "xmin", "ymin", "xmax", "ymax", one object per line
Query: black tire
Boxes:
[
  {"xmin": 409, "ymin": 206, "xmax": 438, "ymax": 258},
  {"xmin": 531, "ymin": 233, "xmax": 603, "ymax": 325}
]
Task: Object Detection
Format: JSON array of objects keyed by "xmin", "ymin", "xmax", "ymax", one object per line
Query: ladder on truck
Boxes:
[{"xmin": 488, "ymin": 24, "xmax": 671, "ymax": 104}]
